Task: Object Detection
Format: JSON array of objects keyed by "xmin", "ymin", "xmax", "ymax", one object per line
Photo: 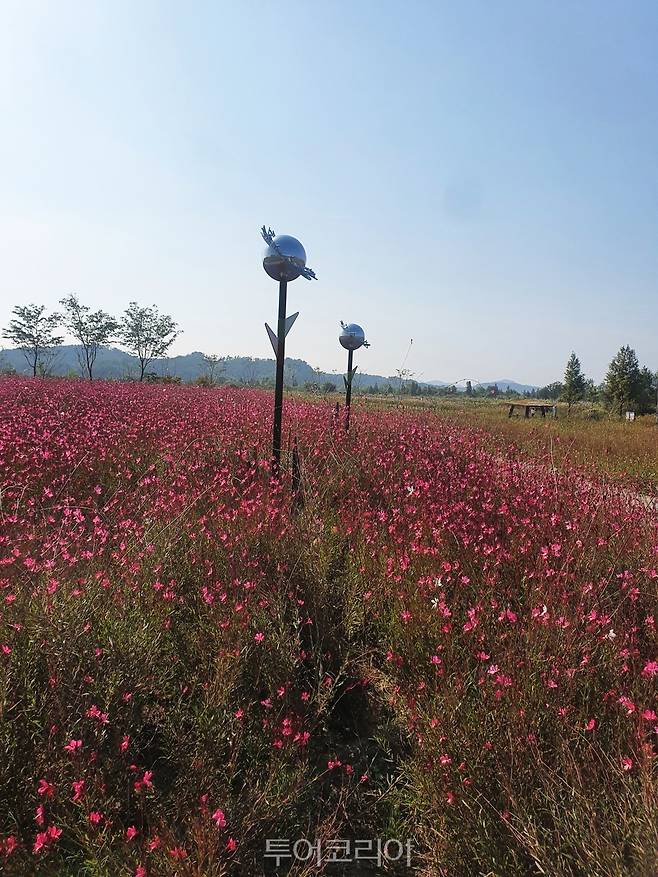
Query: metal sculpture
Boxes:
[
  {"xmin": 339, "ymin": 321, "xmax": 369, "ymax": 431},
  {"xmin": 261, "ymin": 226, "xmax": 316, "ymax": 470}
]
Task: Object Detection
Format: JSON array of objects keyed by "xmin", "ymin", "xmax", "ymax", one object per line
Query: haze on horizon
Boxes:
[{"xmin": 1, "ymin": 0, "xmax": 657, "ymax": 386}]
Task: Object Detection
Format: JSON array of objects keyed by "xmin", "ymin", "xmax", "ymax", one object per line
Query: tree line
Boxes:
[
  {"xmin": 536, "ymin": 348, "xmax": 656, "ymax": 416},
  {"xmin": 2, "ymin": 298, "xmax": 180, "ymax": 381},
  {"xmin": 2, "ymin": 300, "xmax": 654, "ymax": 417}
]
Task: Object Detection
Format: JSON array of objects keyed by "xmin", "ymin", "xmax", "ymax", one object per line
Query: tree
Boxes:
[
  {"xmin": 396, "ymin": 367, "xmax": 414, "ymax": 397},
  {"xmin": 604, "ymin": 345, "xmax": 643, "ymax": 416},
  {"xmin": 202, "ymin": 354, "xmax": 225, "ymax": 385},
  {"xmin": 537, "ymin": 381, "xmax": 563, "ymax": 401},
  {"xmin": 636, "ymin": 367, "xmax": 657, "ymax": 415},
  {"xmin": 119, "ymin": 303, "xmax": 180, "ymax": 381},
  {"xmin": 60, "ymin": 294, "xmax": 119, "ymax": 381},
  {"xmin": 465, "ymin": 380, "xmax": 473, "ymax": 396},
  {"xmin": 583, "ymin": 378, "xmax": 600, "ymax": 405},
  {"xmin": 3, "ymin": 304, "xmax": 63, "ymax": 376},
  {"xmin": 561, "ymin": 352, "xmax": 587, "ymax": 412}
]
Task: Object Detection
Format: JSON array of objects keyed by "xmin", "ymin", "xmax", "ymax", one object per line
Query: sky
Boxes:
[{"xmin": 1, "ymin": 1, "xmax": 657, "ymax": 386}]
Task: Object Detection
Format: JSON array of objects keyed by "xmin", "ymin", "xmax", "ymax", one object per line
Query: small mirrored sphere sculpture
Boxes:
[
  {"xmin": 339, "ymin": 323, "xmax": 366, "ymax": 351},
  {"xmin": 263, "ymin": 235, "xmax": 307, "ymax": 282}
]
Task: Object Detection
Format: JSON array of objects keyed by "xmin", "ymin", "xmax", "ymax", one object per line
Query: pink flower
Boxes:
[
  {"xmin": 621, "ymin": 757, "xmax": 633, "ymax": 771},
  {"xmin": 212, "ymin": 808, "xmax": 226, "ymax": 828},
  {"xmin": 64, "ymin": 739, "xmax": 82, "ymax": 753},
  {"xmin": 226, "ymin": 837, "xmax": 237, "ymax": 851},
  {"xmin": 135, "ymin": 867, "xmax": 147, "ymax": 877},
  {"xmin": 126, "ymin": 826, "xmax": 138, "ymax": 841},
  {"xmin": 642, "ymin": 660, "xmax": 658, "ymax": 676},
  {"xmin": 33, "ymin": 825, "xmax": 61, "ymax": 854},
  {"xmin": 254, "ymin": 632, "xmax": 264, "ymax": 642},
  {"xmin": 88, "ymin": 811, "xmax": 103, "ymax": 824},
  {"xmin": 37, "ymin": 779, "xmax": 55, "ymax": 798},
  {"xmin": 86, "ymin": 704, "xmax": 109, "ymax": 724},
  {"xmin": 120, "ymin": 735, "xmax": 130, "ymax": 752},
  {"xmin": 72, "ymin": 779, "xmax": 85, "ymax": 802},
  {"xmin": 585, "ymin": 719, "xmax": 596, "ymax": 731},
  {"xmin": 33, "ymin": 831, "xmax": 49, "ymax": 854},
  {"xmin": 618, "ymin": 696, "xmax": 636, "ymax": 715},
  {"xmin": 134, "ymin": 770, "xmax": 154, "ymax": 792}
]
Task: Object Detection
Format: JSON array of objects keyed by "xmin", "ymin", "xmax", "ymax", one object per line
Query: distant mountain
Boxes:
[
  {"xmin": 0, "ymin": 346, "xmax": 539, "ymax": 394},
  {"xmin": 428, "ymin": 378, "xmax": 538, "ymax": 394},
  {"xmin": 0, "ymin": 345, "xmax": 405, "ymax": 390},
  {"xmin": 479, "ymin": 379, "xmax": 538, "ymax": 394}
]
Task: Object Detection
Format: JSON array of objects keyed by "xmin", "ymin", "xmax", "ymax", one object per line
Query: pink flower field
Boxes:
[{"xmin": 0, "ymin": 378, "xmax": 656, "ymax": 876}]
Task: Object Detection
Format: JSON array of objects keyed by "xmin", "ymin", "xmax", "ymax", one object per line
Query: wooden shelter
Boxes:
[{"xmin": 507, "ymin": 401, "xmax": 557, "ymax": 419}]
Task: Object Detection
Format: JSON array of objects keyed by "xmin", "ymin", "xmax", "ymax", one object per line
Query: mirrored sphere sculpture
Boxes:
[
  {"xmin": 339, "ymin": 323, "xmax": 366, "ymax": 351},
  {"xmin": 263, "ymin": 235, "xmax": 307, "ymax": 282}
]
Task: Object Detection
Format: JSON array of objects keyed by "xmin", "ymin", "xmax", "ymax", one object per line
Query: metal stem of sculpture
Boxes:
[
  {"xmin": 345, "ymin": 348, "xmax": 355, "ymax": 431},
  {"xmin": 339, "ymin": 322, "xmax": 369, "ymax": 432},
  {"xmin": 272, "ymin": 278, "xmax": 287, "ymax": 466},
  {"xmin": 261, "ymin": 226, "xmax": 316, "ymax": 472}
]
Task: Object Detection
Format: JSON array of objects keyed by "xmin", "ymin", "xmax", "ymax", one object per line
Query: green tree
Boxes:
[
  {"xmin": 60, "ymin": 294, "xmax": 119, "ymax": 381},
  {"xmin": 537, "ymin": 382, "xmax": 563, "ymax": 401},
  {"xmin": 583, "ymin": 378, "xmax": 600, "ymax": 405},
  {"xmin": 119, "ymin": 303, "xmax": 181, "ymax": 381},
  {"xmin": 561, "ymin": 352, "xmax": 587, "ymax": 412},
  {"xmin": 604, "ymin": 345, "xmax": 642, "ymax": 416},
  {"xmin": 3, "ymin": 304, "xmax": 63, "ymax": 376},
  {"xmin": 636, "ymin": 367, "xmax": 657, "ymax": 415}
]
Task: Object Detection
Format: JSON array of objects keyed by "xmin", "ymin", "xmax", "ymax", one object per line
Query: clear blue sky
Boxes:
[{"xmin": 1, "ymin": 0, "xmax": 657, "ymax": 385}]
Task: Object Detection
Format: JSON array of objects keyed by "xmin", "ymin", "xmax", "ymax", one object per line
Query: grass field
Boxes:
[
  {"xmin": 0, "ymin": 379, "xmax": 656, "ymax": 876},
  {"xmin": 354, "ymin": 395, "xmax": 658, "ymax": 493}
]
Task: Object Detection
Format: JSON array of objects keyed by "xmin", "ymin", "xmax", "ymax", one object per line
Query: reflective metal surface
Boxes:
[
  {"xmin": 339, "ymin": 322, "xmax": 366, "ymax": 351},
  {"xmin": 263, "ymin": 234, "xmax": 307, "ymax": 282}
]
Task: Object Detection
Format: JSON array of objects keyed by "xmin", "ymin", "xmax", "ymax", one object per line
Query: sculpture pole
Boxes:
[
  {"xmin": 272, "ymin": 279, "xmax": 287, "ymax": 467},
  {"xmin": 345, "ymin": 348, "xmax": 354, "ymax": 431},
  {"xmin": 339, "ymin": 322, "xmax": 369, "ymax": 433}
]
